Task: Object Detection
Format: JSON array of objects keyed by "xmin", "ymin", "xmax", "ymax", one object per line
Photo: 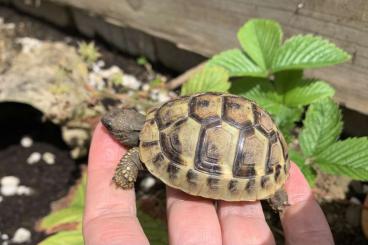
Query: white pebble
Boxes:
[
  {"xmin": 1, "ymin": 186, "xmax": 17, "ymax": 196},
  {"xmin": 42, "ymin": 152, "xmax": 55, "ymax": 165},
  {"xmin": 2, "ymin": 241, "xmax": 8, "ymax": 245},
  {"xmin": 140, "ymin": 176, "xmax": 156, "ymax": 191},
  {"xmin": 12, "ymin": 228, "xmax": 31, "ymax": 243},
  {"xmin": 142, "ymin": 83, "xmax": 150, "ymax": 92},
  {"xmin": 349, "ymin": 197, "xmax": 361, "ymax": 205},
  {"xmin": 20, "ymin": 136, "xmax": 33, "ymax": 148},
  {"xmin": 1, "ymin": 176, "xmax": 20, "ymax": 187},
  {"xmin": 1, "ymin": 234, "xmax": 8, "ymax": 240},
  {"xmin": 16, "ymin": 186, "xmax": 33, "ymax": 196},
  {"xmin": 0, "ymin": 196, "xmax": 3, "ymax": 203},
  {"xmin": 27, "ymin": 152, "xmax": 41, "ymax": 164},
  {"xmin": 123, "ymin": 74, "xmax": 141, "ymax": 90}
]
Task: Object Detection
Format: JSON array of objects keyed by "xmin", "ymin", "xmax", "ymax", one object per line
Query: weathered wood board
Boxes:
[{"xmin": 4, "ymin": 0, "xmax": 368, "ymax": 115}]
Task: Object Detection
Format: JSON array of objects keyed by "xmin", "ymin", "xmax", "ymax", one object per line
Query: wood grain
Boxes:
[{"xmin": 27, "ymin": 0, "xmax": 368, "ymax": 114}]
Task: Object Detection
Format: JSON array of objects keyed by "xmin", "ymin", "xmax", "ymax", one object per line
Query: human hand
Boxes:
[{"xmin": 83, "ymin": 123, "xmax": 334, "ymax": 245}]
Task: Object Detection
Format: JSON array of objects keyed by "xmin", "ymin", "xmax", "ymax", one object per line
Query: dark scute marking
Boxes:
[
  {"xmin": 197, "ymin": 99, "xmax": 210, "ymax": 107},
  {"xmin": 275, "ymin": 164, "xmax": 282, "ymax": 181},
  {"xmin": 264, "ymin": 142, "xmax": 272, "ymax": 175},
  {"xmin": 141, "ymin": 141, "xmax": 158, "ymax": 147},
  {"xmin": 227, "ymin": 102, "xmax": 241, "ymax": 109},
  {"xmin": 233, "ymin": 129, "xmax": 257, "ymax": 178},
  {"xmin": 245, "ymin": 178, "xmax": 256, "ymax": 193},
  {"xmin": 186, "ymin": 169, "xmax": 198, "ymax": 185},
  {"xmin": 194, "ymin": 122, "xmax": 222, "ymax": 175},
  {"xmin": 152, "ymin": 152, "xmax": 164, "ymax": 167},
  {"xmin": 160, "ymin": 133, "xmax": 184, "ymax": 164},
  {"xmin": 149, "ymin": 119, "xmax": 155, "ymax": 125},
  {"xmin": 167, "ymin": 163, "xmax": 180, "ymax": 179},
  {"xmin": 278, "ymin": 132, "xmax": 288, "ymax": 159},
  {"xmin": 252, "ymin": 103, "xmax": 261, "ymax": 123},
  {"xmin": 255, "ymin": 124, "xmax": 269, "ymax": 137},
  {"xmin": 207, "ymin": 177, "xmax": 220, "ymax": 190},
  {"xmin": 261, "ymin": 176, "xmax": 270, "ymax": 188},
  {"xmin": 243, "ymin": 125, "xmax": 255, "ymax": 136},
  {"xmin": 173, "ymin": 118, "xmax": 187, "ymax": 127},
  {"xmin": 269, "ymin": 131, "xmax": 277, "ymax": 143},
  {"xmin": 228, "ymin": 180, "xmax": 238, "ymax": 193}
]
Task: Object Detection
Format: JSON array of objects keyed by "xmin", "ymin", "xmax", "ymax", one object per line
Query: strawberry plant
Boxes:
[{"xmin": 182, "ymin": 19, "xmax": 368, "ymax": 185}]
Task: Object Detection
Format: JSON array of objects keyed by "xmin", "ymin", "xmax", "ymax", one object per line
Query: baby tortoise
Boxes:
[{"xmin": 102, "ymin": 93, "xmax": 290, "ymax": 211}]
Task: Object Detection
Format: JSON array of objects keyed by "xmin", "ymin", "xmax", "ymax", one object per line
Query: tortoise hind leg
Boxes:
[
  {"xmin": 268, "ymin": 188, "xmax": 289, "ymax": 213},
  {"xmin": 113, "ymin": 147, "xmax": 144, "ymax": 189}
]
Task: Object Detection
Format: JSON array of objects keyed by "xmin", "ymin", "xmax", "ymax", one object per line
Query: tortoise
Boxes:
[{"xmin": 102, "ymin": 92, "xmax": 290, "ymax": 210}]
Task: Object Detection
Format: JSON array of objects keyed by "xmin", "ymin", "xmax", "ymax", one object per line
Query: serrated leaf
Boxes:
[
  {"xmin": 208, "ymin": 49, "xmax": 267, "ymax": 77},
  {"xmin": 181, "ymin": 66, "xmax": 230, "ymax": 95},
  {"xmin": 230, "ymin": 77, "xmax": 281, "ymax": 111},
  {"xmin": 299, "ymin": 98, "xmax": 342, "ymax": 157},
  {"xmin": 138, "ymin": 209, "xmax": 168, "ymax": 245},
  {"xmin": 272, "ymin": 35, "xmax": 351, "ymax": 72},
  {"xmin": 274, "ymin": 70, "xmax": 304, "ymax": 94},
  {"xmin": 230, "ymin": 78, "xmax": 302, "ymax": 140},
  {"xmin": 284, "ymin": 80, "xmax": 335, "ymax": 106},
  {"xmin": 289, "ymin": 149, "xmax": 317, "ymax": 186},
  {"xmin": 40, "ymin": 207, "xmax": 83, "ymax": 230},
  {"xmin": 237, "ymin": 19, "xmax": 282, "ymax": 70},
  {"xmin": 39, "ymin": 231, "xmax": 83, "ymax": 245},
  {"xmin": 316, "ymin": 138, "xmax": 368, "ymax": 180}
]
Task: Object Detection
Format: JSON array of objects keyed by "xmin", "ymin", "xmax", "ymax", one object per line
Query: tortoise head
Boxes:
[{"xmin": 101, "ymin": 108, "xmax": 145, "ymax": 147}]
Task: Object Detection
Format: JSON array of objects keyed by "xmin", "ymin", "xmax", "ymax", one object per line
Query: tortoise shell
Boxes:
[{"xmin": 139, "ymin": 93, "xmax": 290, "ymax": 201}]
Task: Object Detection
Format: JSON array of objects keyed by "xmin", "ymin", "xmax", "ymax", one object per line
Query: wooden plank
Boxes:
[{"xmin": 18, "ymin": 0, "xmax": 368, "ymax": 114}]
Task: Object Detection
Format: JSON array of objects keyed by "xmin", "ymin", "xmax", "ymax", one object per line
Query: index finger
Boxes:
[
  {"xmin": 281, "ymin": 163, "xmax": 334, "ymax": 245},
  {"xmin": 83, "ymin": 123, "xmax": 149, "ymax": 245}
]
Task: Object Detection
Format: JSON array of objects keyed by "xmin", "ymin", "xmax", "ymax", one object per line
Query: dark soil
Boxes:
[{"xmin": 0, "ymin": 103, "xmax": 77, "ymax": 244}]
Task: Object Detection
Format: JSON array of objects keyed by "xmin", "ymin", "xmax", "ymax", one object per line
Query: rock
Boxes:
[
  {"xmin": 123, "ymin": 74, "xmax": 141, "ymax": 90},
  {"xmin": 16, "ymin": 186, "xmax": 33, "ymax": 196},
  {"xmin": 0, "ymin": 186, "xmax": 17, "ymax": 196},
  {"xmin": 140, "ymin": 176, "xmax": 156, "ymax": 191},
  {"xmin": 11, "ymin": 228, "xmax": 31, "ymax": 243},
  {"xmin": 0, "ymin": 176, "xmax": 20, "ymax": 187},
  {"xmin": 27, "ymin": 152, "xmax": 42, "ymax": 164},
  {"xmin": 42, "ymin": 152, "xmax": 56, "ymax": 165},
  {"xmin": 345, "ymin": 204, "xmax": 361, "ymax": 227},
  {"xmin": 20, "ymin": 136, "xmax": 33, "ymax": 148}
]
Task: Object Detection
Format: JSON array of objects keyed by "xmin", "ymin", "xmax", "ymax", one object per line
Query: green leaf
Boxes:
[
  {"xmin": 274, "ymin": 70, "xmax": 303, "ymax": 94},
  {"xmin": 138, "ymin": 209, "xmax": 168, "ymax": 245},
  {"xmin": 40, "ymin": 207, "xmax": 83, "ymax": 230},
  {"xmin": 237, "ymin": 19, "xmax": 282, "ymax": 70},
  {"xmin": 272, "ymin": 35, "xmax": 351, "ymax": 72},
  {"xmin": 230, "ymin": 78, "xmax": 302, "ymax": 140},
  {"xmin": 299, "ymin": 98, "xmax": 342, "ymax": 157},
  {"xmin": 39, "ymin": 173, "xmax": 86, "ymax": 231},
  {"xmin": 316, "ymin": 138, "xmax": 368, "ymax": 180},
  {"xmin": 39, "ymin": 231, "xmax": 83, "ymax": 245},
  {"xmin": 284, "ymin": 80, "xmax": 335, "ymax": 107},
  {"xmin": 181, "ymin": 66, "xmax": 230, "ymax": 95},
  {"xmin": 208, "ymin": 49, "xmax": 267, "ymax": 77},
  {"xmin": 70, "ymin": 173, "xmax": 86, "ymax": 207},
  {"xmin": 289, "ymin": 149, "xmax": 317, "ymax": 187},
  {"xmin": 289, "ymin": 149, "xmax": 317, "ymax": 186},
  {"xmin": 230, "ymin": 78, "xmax": 281, "ymax": 112}
]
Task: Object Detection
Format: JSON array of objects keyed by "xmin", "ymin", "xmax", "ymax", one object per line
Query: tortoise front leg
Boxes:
[{"xmin": 113, "ymin": 147, "xmax": 144, "ymax": 189}]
